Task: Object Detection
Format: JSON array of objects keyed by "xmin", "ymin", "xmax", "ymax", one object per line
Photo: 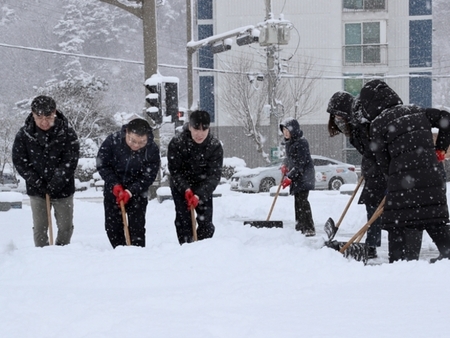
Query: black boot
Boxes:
[
  {"xmin": 430, "ymin": 255, "xmax": 448, "ymax": 264},
  {"xmin": 367, "ymin": 246, "xmax": 377, "ymax": 259}
]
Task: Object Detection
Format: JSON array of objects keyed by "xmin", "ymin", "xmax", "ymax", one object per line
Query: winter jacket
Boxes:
[
  {"xmin": 167, "ymin": 124, "xmax": 223, "ymax": 201},
  {"xmin": 12, "ymin": 111, "xmax": 79, "ymax": 199},
  {"xmin": 96, "ymin": 125, "xmax": 160, "ymax": 198},
  {"xmin": 361, "ymin": 80, "xmax": 450, "ymax": 229},
  {"xmin": 327, "ymin": 91, "xmax": 386, "ymax": 207},
  {"xmin": 280, "ymin": 118, "xmax": 315, "ymax": 193}
]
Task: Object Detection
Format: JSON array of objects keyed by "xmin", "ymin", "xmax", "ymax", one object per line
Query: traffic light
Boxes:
[
  {"xmin": 145, "ymin": 83, "xmax": 162, "ymax": 124},
  {"xmin": 164, "ymin": 82, "xmax": 178, "ymax": 123}
]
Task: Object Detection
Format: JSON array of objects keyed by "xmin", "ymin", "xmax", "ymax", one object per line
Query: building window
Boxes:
[
  {"xmin": 198, "ymin": 24, "xmax": 214, "ymax": 69},
  {"xmin": 409, "ymin": 19, "xmax": 432, "ymax": 68},
  {"xmin": 410, "ymin": 73, "xmax": 431, "ymax": 107},
  {"xmin": 343, "ymin": 74, "xmax": 385, "ymax": 95},
  {"xmin": 409, "ymin": 0, "xmax": 432, "ymax": 16},
  {"xmin": 344, "ymin": 76, "xmax": 363, "ymax": 96},
  {"xmin": 343, "ymin": 0, "xmax": 385, "ymax": 10},
  {"xmin": 344, "ymin": 22, "xmax": 386, "ymax": 65},
  {"xmin": 199, "ymin": 76, "xmax": 215, "ymax": 122},
  {"xmin": 198, "ymin": 0, "xmax": 213, "ymax": 20}
]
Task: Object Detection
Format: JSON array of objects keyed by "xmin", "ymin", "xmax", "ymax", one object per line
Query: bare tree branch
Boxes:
[
  {"xmin": 219, "ymin": 53, "xmax": 321, "ymax": 163},
  {"xmin": 219, "ymin": 55, "xmax": 270, "ymax": 161}
]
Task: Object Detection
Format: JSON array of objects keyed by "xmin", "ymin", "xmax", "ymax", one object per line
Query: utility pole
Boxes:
[
  {"xmin": 265, "ymin": 0, "xmax": 278, "ymax": 162},
  {"xmin": 142, "ymin": 0, "xmax": 158, "ymax": 80},
  {"xmin": 186, "ymin": 0, "xmax": 194, "ymax": 113}
]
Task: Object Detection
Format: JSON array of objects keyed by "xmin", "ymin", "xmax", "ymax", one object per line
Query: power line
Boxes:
[
  {"xmin": 2, "ymin": 41, "xmax": 450, "ymax": 80},
  {"xmin": 0, "ymin": 42, "xmax": 144, "ymax": 65}
]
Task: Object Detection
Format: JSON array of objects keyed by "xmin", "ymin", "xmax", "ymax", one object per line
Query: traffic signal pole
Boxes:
[{"xmin": 142, "ymin": 0, "xmax": 160, "ymax": 199}]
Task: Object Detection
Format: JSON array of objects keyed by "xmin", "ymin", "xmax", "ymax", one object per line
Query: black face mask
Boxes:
[{"xmin": 334, "ymin": 117, "xmax": 350, "ymax": 135}]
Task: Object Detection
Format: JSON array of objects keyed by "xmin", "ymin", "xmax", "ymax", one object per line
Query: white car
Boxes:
[{"xmin": 230, "ymin": 155, "xmax": 358, "ymax": 193}]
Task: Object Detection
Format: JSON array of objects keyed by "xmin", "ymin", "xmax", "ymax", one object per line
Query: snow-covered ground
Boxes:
[{"xmin": 1, "ymin": 183, "xmax": 449, "ymax": 337}]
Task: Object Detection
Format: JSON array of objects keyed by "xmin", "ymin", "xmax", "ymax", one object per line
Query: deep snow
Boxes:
[{"xmin": 1, "ymin": 183, "xmax": 449, "ymax": 338}]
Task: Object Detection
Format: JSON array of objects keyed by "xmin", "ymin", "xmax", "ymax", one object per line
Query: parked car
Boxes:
[
  {"xmin": 229, "ymin": 155, "xmax": 358, "ymax": 193},
  {"xmin": 0, "ymin": 172, "xmax": 19, "ymax": 190}
]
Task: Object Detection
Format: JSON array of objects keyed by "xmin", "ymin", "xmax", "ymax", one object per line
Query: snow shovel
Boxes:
[
  {"xmin": 324, "ymin": 176, "xmax": 364, "ymax": 241},
  {"xmin": 46, "ymin": 194, "xmax": 54, "ymax": 245},
  {"xmin": 330, "ymin": 197, "xmax": 385, "ymax": 262},
  {"xmin": 190, "ymin": 207, "xmax": 198, "ymax": 241},
  {"xmin": 244, "ymin": 175, "xmax": 284, "ymax": 228},
  {"xmin": 119, "ymin": 200, "xmax": 131, "ymax": 246}
]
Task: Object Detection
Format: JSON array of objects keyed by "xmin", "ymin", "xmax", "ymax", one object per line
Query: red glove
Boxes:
[
  {"xmin": 112, "ymin": 184, "xmax": 124, "ymax": 197},
  {"xmin": 189, "ymin": 195, "xmax": 199, "ymax": 209},
  {"xmin": 118, "ymin": 190, "xmax": 131, "ymax": 205},
  {"xmin": 185, "ymin": 189, "xmax": 199, "ymax": 209},
  {"xmin": 185, "ymin": 189, "xmax": 194, "ymax": 201},
  {"xmin": 281, "ymin": 177, "xmax": 291, "ymax": 189},
  {"xmin": 280, "ymin": 165, "xmax": 289, "ymax": 176},
  {"xmin": 436, "ymin": 150, "xmax": 446, "ymax": 162}
]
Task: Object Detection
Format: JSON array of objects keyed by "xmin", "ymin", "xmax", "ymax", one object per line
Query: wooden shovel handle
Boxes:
[
  {"xmin": 120, "ymin": 200, "xmax": 131, "ymax": 246},
  {"xmin": 46, "ymin": 194, "xmax": 54, "ymax": 246},
  {"xmin": 191, "ymin": 207, "xmax": 198, "ymax": 241},
  {"xmin": 266, "ymin": 174, "xmax": 285, "ymax": 221},
  {"xmin": 339, "ymin": 197, "xmax": 385, "ymax": 254},
  {"xmin": 336, "ymin": 176, "xmax": 364, "ymax": 229}
]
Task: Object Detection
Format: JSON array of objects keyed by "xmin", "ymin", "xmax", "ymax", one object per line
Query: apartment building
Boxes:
[{"xmin": 192, "ymin": 0, "xmax": 432, "ymax": 167}]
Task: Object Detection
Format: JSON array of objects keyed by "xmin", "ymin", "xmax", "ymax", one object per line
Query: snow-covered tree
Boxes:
[{"xmin": 0, "ymin": 105, "xmax": 22, "ymax": 177}]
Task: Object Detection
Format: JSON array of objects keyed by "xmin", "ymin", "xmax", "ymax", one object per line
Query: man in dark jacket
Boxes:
[
  {"xmin": 327, "ymin": 91, "xmax": 387, "ymax": 259},
  {"xmin": 279, "ymin": 118, "xmax": 316, "ymax": 236},
  {"xmin": 12, "ymin": 95, "xmax": 80, "ymax": 247},
  {"xmin": 167, "ymin": 110, "xmax": 223, "ymax": 245},
  {"xmin": 360, "ymin": 79, "xmax": 450, "ymax": 263},
  {"xmin": 96, "ymin": 118, "xmax": 160, "ymax": 248}
]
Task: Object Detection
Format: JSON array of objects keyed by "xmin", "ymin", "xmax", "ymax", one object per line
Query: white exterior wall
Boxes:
[{"xmin": 211, "ymin": 0, "xmax": 410, "ymax": 127}]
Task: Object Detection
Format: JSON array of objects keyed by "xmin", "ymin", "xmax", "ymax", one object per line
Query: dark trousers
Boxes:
[
  {"xmin": 104, "ymin": 194, "xmax": 148, "ymax": 248},
  {"xmin": 294, "ymin": 191, "xmax": 314, "ymax": 231},
  {"xmin": 171, "ymin": 187, "xmax": 215, "ymax": 245},
  {"xmin": 388, "ymin": 224, "xmax": 450, "ymax": 263},
  {"xmin": 365, "ymin": 204, "xmax": 382, "ymax": 247}
]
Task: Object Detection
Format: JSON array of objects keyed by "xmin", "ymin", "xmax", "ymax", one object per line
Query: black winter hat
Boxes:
[
  {"xmin": 326, "ymin": 91, "xmax": 354, "ymax": 122},
  {"xmin": 189, "ymin": 110, "xmax": 210, "ymax": 130},
  {"xmin": 31, "ymin": 95, "xmax": 56, "ymax": 116}
]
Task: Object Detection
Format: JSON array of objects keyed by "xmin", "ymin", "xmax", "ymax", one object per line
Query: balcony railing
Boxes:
[{"xmin": 343, "ymin": 0, "xmax": 386, "ymax": 11}]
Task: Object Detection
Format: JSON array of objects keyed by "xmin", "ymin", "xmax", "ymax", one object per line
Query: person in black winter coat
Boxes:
[
  {"xmin": 167, "ymin": 110, "xmax": 223, "ymax": 245},
  {"xmin": 327, "ymin": 91, "xmax": 387, "ymax": 259},
  {"xmin": 279, "ymin": 118, "xmax": 316, "ymax": 236},
  {"xmin": 360, "ymin": 79, "xmax": 450, "ymax": 263},
  {"xmin": 12, "ymin": 95, "xmax": 80, "ymax": 247},
  {"xmin": 96, "ymin": 118, "xmax": 160, "ymax": 248}
]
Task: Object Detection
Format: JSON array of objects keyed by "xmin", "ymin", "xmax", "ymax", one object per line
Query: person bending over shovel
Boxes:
[
  {"xmin": 167, "ymin": 110, "xmax": 223, "ymax": 245},
  {"xmin": 279, "ymin": 118, "xmax": 316, "ymax": 237},
  {"xmin": 360, "ymin": 79, "xmax": 450, "ymax": 263},
  {"xmin": 326, "ymin": 91, "xmax": 387, "ymax": 259},
  {"xmin": 96, "ymin": 118, "xmax": 160, "ymax": 248}
]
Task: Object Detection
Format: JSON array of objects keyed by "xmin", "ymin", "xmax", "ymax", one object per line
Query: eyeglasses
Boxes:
[{"xmin": 33, "ymin": 113, "xmax": 56, "ymax": 121}]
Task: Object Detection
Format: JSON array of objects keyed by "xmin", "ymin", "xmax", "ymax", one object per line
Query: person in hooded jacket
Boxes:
[
  {"xmin": 96, "ymin": 118, "xmax": 160, "ymax": 248},
  {"xmin": 167, "ymin": 110, "xmax": 223, "ymax": 245},
  {"xmin": 359, "ymin": 79, "xmax": 450, "ymax": 263},
  {"xmin": 12, "ymin": 95, "xmax": 80, "ymax": 247},
  {"xmin": 279, "ymin": 118, "xmax": 316, "ymax": 236},
  {"xmin": 327, "ymin": 91, "xmax": 387, "ymax": 259}
]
